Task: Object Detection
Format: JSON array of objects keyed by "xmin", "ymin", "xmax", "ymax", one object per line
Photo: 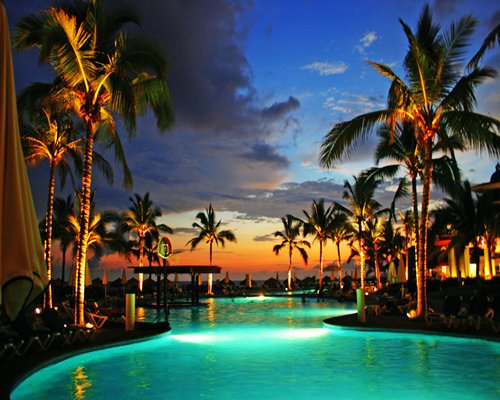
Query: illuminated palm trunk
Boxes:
[
  {"xmin": 43, "ymin": 161, "xmax": 56, "ymax": 308},
  {"xmin": 288, "ymin": 245, "xmax": 292, "ymax": 290},
  {"xmin": 359, "ymin": 240, "xmax": 366, "ymax": 290},
  {"xmin": 318, "ymin": 241, "xmax": 324, "ymax": 292},
  {"xmin": 138, "ymin": 235, "xmax": 144, "ymax": 292},
  {"xmin": 374, "ymin": 250, "xmax": 381, "ymax": 289},
  {"xmin": 336, "ymin": 241, "xmax": 343, "ymax": 289},
  {"xmin": 207, "ymin": 241, "xmax": 213, "ymax": 295},
  {"xmin": 74, "ymin": 123, "xmax": 95, "ymax": 326},
  {"xmin": 417, "ymin": 138, "xmax": 433, "ymax": 317}
]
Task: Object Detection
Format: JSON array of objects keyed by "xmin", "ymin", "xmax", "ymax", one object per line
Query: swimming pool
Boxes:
[{"xmin": 12, "ymin": 297, "xmax": 500, "ymax": 399}]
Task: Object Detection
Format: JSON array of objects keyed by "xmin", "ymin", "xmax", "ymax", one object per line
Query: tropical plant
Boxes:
[
  {"xmin": 52, "ymin": 195, "xmax": 76, "ymax": 285},
  {"xmin": 364, "ymin": 216, "xmax": 386, "ymax": 289},
  {"xmin": 298, "ymin": 199, "xmax": 334, "ymax": 292},
  {"xmin": 122, "ymin": 193, "xmax": 172, "ymax": 291},
  {"xmin": 335, "ymin": 174, "xmax": 385, "ymax": 289},
  {"xmin": 319, "ymin": 5, "xmax": 500, "ymax": 316},
  {"xmin": 432, "ymin": 180, "xmax": 492, "ymax": 281},
  {"xmin": 329, "ymin": 208, "xmax": 351, "ymax": 289},
  {"xmin": 14, "ymin": 0, "xmax": 174, "ymax": 324},
  {"xmin": 272, "ymin": 214, "xmax": 310, "ymax": 290},
  {"xmin": 187, "ymin": 204, "xmax": 236, "ymax": 295},
  {"xmin": 20, "ymin": 93, "xmax": 83, "ymax": 308}
]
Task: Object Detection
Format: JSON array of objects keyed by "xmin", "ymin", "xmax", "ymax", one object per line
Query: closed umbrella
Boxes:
[
  {"xmin": 102, "ymin": 266, "xmax": 108, "ymax": 296},
  {"xmin": 121, "ymin": 268, "xmax": 127, "ymax": 293},
  {"xmin": 224, "ymin": 271, "xmax": 230, "ymax": 284},
  {"xmin": 0, "ymin": 3, "xmax": 48, "ymax": 321}
]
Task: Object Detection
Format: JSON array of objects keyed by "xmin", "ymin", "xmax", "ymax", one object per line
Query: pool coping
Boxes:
[
  {"xmin": 3, "ymin": 328, "xmax": 168, "ymax": 400},
  {"xmin": 323, "ymin": 312, "xmax": 500, "ymax": 343}
]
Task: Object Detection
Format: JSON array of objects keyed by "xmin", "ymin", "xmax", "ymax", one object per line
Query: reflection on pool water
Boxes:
[{"xmin": 12, "ymin": 297, "xmax": 500, "ymax": 400}]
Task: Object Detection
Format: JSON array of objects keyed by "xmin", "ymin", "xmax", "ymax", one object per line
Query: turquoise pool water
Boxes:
[{"xmin": 12, "ymin": 297, "xmax": 500, "ymax": 399}]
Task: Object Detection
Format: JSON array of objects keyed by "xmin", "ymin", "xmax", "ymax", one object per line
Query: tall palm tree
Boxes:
[
  {"xmin": 187, "ymin": 204, "xmax": 236, "ymax": 295},
  {"xmin": 20, "ymin": 95, "xmax": 83, "ymax": 308},
  {"xmin": 329, "ymin": 208, "xmax": 351, "ymax": 289},
  {"xmin": 122, "ymin": 193, "xmax": 172, "ymax": 292},
  {"xmin": 273, "ymin": 215, "xmax": 310, "ymax": 290},
  {"xmin": 299, "ymin": 199, "xmax": 334, "ymax": 293},
  {"xmin": 14, "ymin": 0, "xmax": 174, "ymax": 324},
  {"xmin": 335, "ymin": 174, "xmax": 385, "ymax": 289},
  {"xmin": 367, "ymin": 121, "xmax": 459, "ymax": 281},
  {"xmin": 320, "ymin": 5, "xmax": 499, "ymax": 316}
]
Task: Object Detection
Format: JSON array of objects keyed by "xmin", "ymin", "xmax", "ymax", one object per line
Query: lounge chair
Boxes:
[
  {"xmin": 486, "ymin": 296, "xmax": 500, "ymax": 333},
  {"xmin": 85, "ymin": 310, "xmax": 108, "ymax": 329},
  {"xmin": 0, "ymin": 329, "xmax": 26, "ymax": 359},
  {"xmin": 467, "ymin": 294, "xmax": 490, "ymax": 331},
  {"xmin": 8, "ymin": 313, "xmax": 57, "ymax": 353},
  {"xmin": 41, "ymin": 308, "xmax": 94, "ymax": 345}
]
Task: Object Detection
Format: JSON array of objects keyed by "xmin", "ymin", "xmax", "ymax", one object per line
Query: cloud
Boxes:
[
  {"xmin": 355, "ymin": 31, "xmax": 377, "ymax": 54},
  {"xmin": 253, "ymin": 233, "xmax": 275, "ymax": 242},
  {"xmin": 262, "ymin": 96, "xmax": 300, "ymax": 120},
  {"xmin": 324, "ymin": 93, "xmax": 385, "ymax": 116},
  {"xmin": 302, "ymin": 62, "xmax": 348, "ymax": 76},
  {"xmin": 239, "ymin": 142, "xmax": 290, "ymax": 168}
]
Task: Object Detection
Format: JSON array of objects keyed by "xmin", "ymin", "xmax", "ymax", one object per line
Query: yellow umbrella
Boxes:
[{"xmin": 0, "ymin": 4, "xmax": 48, "ymax": 321}]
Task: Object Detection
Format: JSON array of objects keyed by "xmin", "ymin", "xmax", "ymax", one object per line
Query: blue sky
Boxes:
[{"xmin": 5, "ymin": 0, "xmax": 500, "ymax": 279}]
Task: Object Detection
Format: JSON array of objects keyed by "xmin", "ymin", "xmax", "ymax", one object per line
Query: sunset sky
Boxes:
[{"xmin": 5, "ymin": 0, "xmax": 500, "ymax": 281}]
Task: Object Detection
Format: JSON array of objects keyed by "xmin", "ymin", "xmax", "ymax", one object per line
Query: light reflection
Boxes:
[
  {"xmin": 71, "ymin": 366, "xmax": 92, "ymax": 400},
  {"xmin": 278, "ymin": 328, "xmax": 328, "ymax": 339}
]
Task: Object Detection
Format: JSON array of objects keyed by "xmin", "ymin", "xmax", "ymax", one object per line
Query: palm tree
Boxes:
[
  {"xmin": 122, "ymin": 193, "xmax": 172, "ymax": 292},
  {"xmin": 14, "ymin": 0, "xmax": 174, "ymax": 324},
  {"xmin": 52, "ymin": 195, "xmax": 76, "ymax": 286},
  {"xmin": 364, "ymin": 216, "xmax": 386, "ymax": 289},
  {"xmin": 335, "ymin": 174, "xmax": 385, "ymax": 289},
  {"xmin": 187, "ymin": 204, "xmax": 236, "ymax": 295},
  {"xmin": 20, "ymin": 94, "xmax": 84, "ymax": 308},
  {"xmin": 66, "ymin": 207, "xmax": 128, "ymax": 288},
  {"xmin": 320, "ymin": 5, "xmax": 499, "ymax": 316},
  {"xmin": 329, "ymin": 208, "xmax": 351, "ymax": 289},
  {"xmin": 433, "ymin": 181, "xmax": 490, "ymax": 281},
  {"xmin": 273, "ymin": 215, "xmax": 310, "ymax": 290},
  {"xmin": 299, "ymin": 199, "xmax": 334, "ymax": 293},
  {"xmin": 367, "ymin": 121, "xmax": 459, "ymax": 281}
]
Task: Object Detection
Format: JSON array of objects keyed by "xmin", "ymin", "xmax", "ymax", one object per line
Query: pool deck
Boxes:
[
  {"xmin": 0, "ymin": 325, "xmax": 170, "ymax": 400},
  {"xmin": 324, "ymin": 312, "xmax": 500, "ymax": 342},
  {"xmin": 2, "ymin": 310, "xmax": 499, "ymax": 399}
]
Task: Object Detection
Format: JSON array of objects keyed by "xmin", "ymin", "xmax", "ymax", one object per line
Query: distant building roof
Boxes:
[{"xmin": 128, "ymin": 265, "xmax": 222, "ymax": 275}]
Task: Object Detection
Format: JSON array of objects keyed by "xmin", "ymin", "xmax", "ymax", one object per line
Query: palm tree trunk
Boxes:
[
  {"xmin": 374, "ymin": 250, "xmax": 381, "ymax": 289},
  {"xmin": 417, "ymin": 139, "xmax": 432, "ymax": 317},
  {"xmin": 74, "ymin": 125, "xmax": 95, "ymax": 326},
  {"xmin": 138, "ymin": 236, "xmax": 144, "ymax": 292},
  {"xmin": 44, "ymin": 162, "xmax": 56, "ymax": 309},
  {"xmin": 288, "ymin": 245, "xmax": 292, "ymax": 290},
  {"xmin": 359, "ymin": 220, "xmax": 365, "ymax": 289},
  {"xmin": 208, "ymin": 241, "xmax": 213, "ymax": 294},
  {"xmin": 411, "ymin": 174, "xmax": 420, "ymax": 276},
  {"xmin": 318, "ymin": 241, "xmax": 323, "ymax": 293},
  {"xmin": 61, "ymin": 245, "xmax": 67, "ymax": 286},
  {"xmin": 336, "ymin": 242, "xmax": 343, "ymax": 289}
]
